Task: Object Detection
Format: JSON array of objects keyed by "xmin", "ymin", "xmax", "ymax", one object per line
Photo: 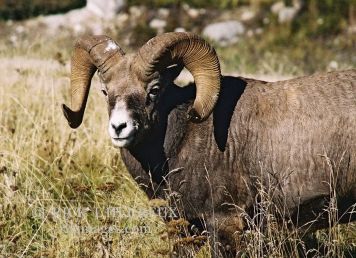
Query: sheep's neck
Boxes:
[
  {"xmin": 123, "ymin": 84, "xmax": 195, "ymax": 194},
  {"xmin": 126, "ymin": 124, "xmax": 168, "ymax": 184}
]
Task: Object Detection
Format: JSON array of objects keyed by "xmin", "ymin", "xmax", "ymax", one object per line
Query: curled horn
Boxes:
[
  {"xmin": 62, "ymin": 35, "xmax": 125, "ymax": 128},
  {"xmin": 134, "ymin": 32, "xmax": 221, "ymax": 122}
]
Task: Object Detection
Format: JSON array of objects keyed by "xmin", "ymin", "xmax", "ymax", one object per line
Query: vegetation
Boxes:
[
  {"xmin": 126, "ymin": 0, "xmax": 355, "ymax": 34},
  {"xmin": 0, "ymin": 55, "xmax": 171, "ymax": 257},
  {"xmin": 124, "ymin": 0, "xmax": 356, "ymax": 75},
  {"xmin": 0, "ymin": 0, "xmax": 86, "ymax": 20},
  {"xmin": 0, "ymin": 35, "xmax": 355, "ymax": 257},
  {"xmin": 0, "ymin": 0, "xmax": 355, "ymax": 257},
  {"xmin": 216, "ymin": 30, "xmax": 355, "ymax": 76},
  {"xmin": 127, "ymin": 0, "xmax": 241, "ymax": 8}
]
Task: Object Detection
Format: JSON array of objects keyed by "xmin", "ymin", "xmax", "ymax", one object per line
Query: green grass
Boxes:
[{"xmin": 215, "ymin": 23, "xmax": 356, "ymax": 76}]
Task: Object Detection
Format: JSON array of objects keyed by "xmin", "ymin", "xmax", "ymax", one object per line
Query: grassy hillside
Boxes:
[
  {"xmin": 0, "ymin": 2, "xmax": 355, "ymax": 255},
  {"xmin": 0, "ymin": 55, "xmax": 176, "ymax": 257},
  {"xmin": 0, "ymin": 40, "xmax": 355, "ymax": 258}
]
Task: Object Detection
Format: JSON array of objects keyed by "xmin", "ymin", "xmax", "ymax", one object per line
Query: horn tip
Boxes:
[
  {"xmin": 62, "ymin": 104, "xmax": 82, "ymax": 129},
  {"xmin": 188, "ymin": 108, "xmax": 203, "ymax": 123}
]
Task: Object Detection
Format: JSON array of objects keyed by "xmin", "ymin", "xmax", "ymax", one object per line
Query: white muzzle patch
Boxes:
[{"xmin": 108, "ymin": 101, "xmax": 138, "ymax": 147}]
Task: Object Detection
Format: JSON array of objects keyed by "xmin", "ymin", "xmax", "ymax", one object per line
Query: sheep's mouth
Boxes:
[
  {"xmin": 111, "ymin": 134, "xmax": 136, "ymax": 147},
  {"xmin": 113, "ymin": 136, "xmax": 132, "ymax": 140}
]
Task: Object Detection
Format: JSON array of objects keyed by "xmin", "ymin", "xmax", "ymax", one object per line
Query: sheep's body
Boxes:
[
  {"xmin": 120, "ymin": 70, "xmax": 356, "ymax": 247},
  {"xmin": 62, "ymin": 32, "xmax": 356, "ymax": 255}
]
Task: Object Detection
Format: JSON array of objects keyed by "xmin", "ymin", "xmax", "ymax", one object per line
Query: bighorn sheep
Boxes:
[{"xmin": 62, "ymin": 32, "xmax": 356, "ymax": 256}]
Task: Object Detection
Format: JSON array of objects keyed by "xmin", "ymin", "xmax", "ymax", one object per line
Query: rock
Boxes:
[
  {"xmin": 87, "ymin": 0, "xmax": 125, "ymax": 19},
  {"xmin": 129, "ymin": 6, "xmax": 145, "ymax": 19},
  {"xmin": 279, "ymin": 7, "xmax": 298, "ymax": 23},
  {"xmin": 187, "ymin": 8, "xmax": 199, "ymax": 19},
  {"xmin": 203, "ymin": 20, "xmax": 245, "ymax": 46},
  {"xmin": 246, "ymin": 28, "xmax": 264, "ymax": 37},
  {"xmin": 246, "ymin": 29, "xmax": 254, "ymax": 37},
  {"xmin": 182, "ymin": 3, "xmax": 205, "ymax": 18},
  {"xmin": 36, "ymin": 7, "xmax": 101, "ymax": 35},
  {"xmin": 24, "ymin": 0, "xmax": 127, "ymax": 36},
  {"xmin": 157, "ymin": 8, "xmax": 170, "ymax": 19},
  {"xmin": 175, "ymin": 68, "xmax": 194, "ymax": 86},
  {"xmin": 271, "ymin": 0, "xmax": 301, "ymax": 24},
  {"xmin": 73, "ymin": 23, "xmax": 84, "ymax": 34},
  {"xmin": 174, "ymin": 27, "xmax": 186, "ymax": 33},
  {"xmin": 149, "ymin": 19, "xmax": 167, "ymax": 34},
  {"xmin": 255, "ymin": 28, "xmax": 263, "ymax": 35},
  {"xmin": 240, "ymin": 10, "xmax": 256, "ymax": 22},
  {"xmin": 328, "ymin": 61, "xmax": 339, "ymax": 70},
  {"xmin": 115, "ymin": 13, "xmax": 129, "ymax": 26},
  {"xmin": 271, "ymin": 1, "xmax": 285, "ymax": 14}
]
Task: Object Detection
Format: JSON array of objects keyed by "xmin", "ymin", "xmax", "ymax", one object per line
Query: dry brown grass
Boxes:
[
  {"xmin": 0, "ymin": 32, "xmax": 355, "ymax": 257},
  {"xmin": 0, "ymin": 55, "xmax": 173, "ymax": 257}
]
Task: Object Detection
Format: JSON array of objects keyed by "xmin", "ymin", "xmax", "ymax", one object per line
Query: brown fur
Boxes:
[
  {"xmin": 63, "ymin": 33, "xmax": 356, "ymax": 256},
  {"xmin": 105, "ymin": 68, "xmax": 356, "ymax": 255}
]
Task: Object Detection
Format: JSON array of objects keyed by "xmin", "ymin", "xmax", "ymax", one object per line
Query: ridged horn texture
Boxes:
[
  {"xmin": 62, "ymin": 35, "xmax": 125, "ymax": 128},
  {"xmin": 135, "ymin": 32, "xmax": 221, "ymax": 122}
]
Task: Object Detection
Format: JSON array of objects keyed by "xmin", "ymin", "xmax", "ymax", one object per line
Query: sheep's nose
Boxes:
[{"xmin": 111, "ymin": 122, "xmax": 127, "ymax": 134}]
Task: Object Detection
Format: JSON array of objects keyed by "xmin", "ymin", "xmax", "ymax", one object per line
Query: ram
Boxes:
[{"xmin": 62, "ymin": 32, "xmax": 356, "ymax": 256}]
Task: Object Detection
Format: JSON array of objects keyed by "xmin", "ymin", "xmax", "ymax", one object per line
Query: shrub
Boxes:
[{"xmin": 0, "ymin": 0, "xmax": 86, "ymax": 20}]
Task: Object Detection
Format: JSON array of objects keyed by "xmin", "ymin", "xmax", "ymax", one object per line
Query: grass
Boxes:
[
  {"xmin": 235, "ymin": 172, "xmax": 356, "ymax": 257},
  {"xmin": 216, "ymin": 29, "xmax": 356, "ymax": 77},
  {"xmin": 0, "ymin": 24, "xmax": 355, "ymax": 257},
  {"xmin": 0, "ymin": 56, "xmax": 171, "ymax": 257}
]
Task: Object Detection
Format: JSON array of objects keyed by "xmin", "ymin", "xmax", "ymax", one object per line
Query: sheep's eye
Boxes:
[
  {"xmin": 148, "ymin": 87, "xmax": 160, "ymax": 101},
  {"xmin": 102, "ymin": 89, "xmax": 108, "ymax": 96}
]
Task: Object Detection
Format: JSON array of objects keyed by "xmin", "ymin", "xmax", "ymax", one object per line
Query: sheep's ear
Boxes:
[{"xmin": 161, "ymin": 63, "xmax": 184, "ymax": 82}]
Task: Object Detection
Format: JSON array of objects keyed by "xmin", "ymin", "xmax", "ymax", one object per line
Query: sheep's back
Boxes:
[{"xmin": 234, "ymin": 70, "xmax": 356, "ymax": 211}]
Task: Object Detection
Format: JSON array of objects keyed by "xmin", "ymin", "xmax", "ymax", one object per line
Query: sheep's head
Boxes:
[{"xmin": 62, "ymin": 32, "xmax": 221, "ymax": 148}]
